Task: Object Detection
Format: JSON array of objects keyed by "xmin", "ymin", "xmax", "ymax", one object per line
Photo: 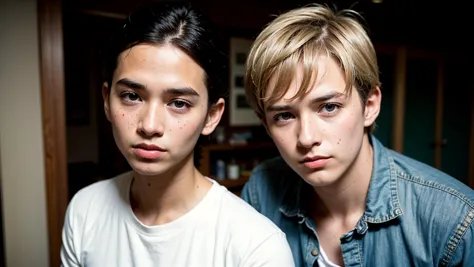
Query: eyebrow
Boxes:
[
  {"xmin": 116, "ymin": 78, "xmax": 146, "ymax": 90},
  {"xmin": 310, "ymin": 92, "xmax": 345, "ymax": 103},
  {"xmin": 164, "ymin": 87, "xmax": 200, "ymax": 97},
  {"xmin": 266, "ymin": 91, "xmax": 345, "ymax": 112},
  {"xmin": 116, "ymin": 78, "xmax": 200, "ymax": 97}
]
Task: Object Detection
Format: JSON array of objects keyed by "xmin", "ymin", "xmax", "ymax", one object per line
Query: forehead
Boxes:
[
  {"xmin": 265, "ymin": 55, "xmax": 348, "ymax": 104},
  {"xmin": 114, "ymin": 44, "xmax": 207, "ymax": 94}
]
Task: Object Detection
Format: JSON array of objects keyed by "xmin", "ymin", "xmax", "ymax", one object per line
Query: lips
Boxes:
[
  {"xmin": 301, "ymin": 155, "xmax": 330, "ymax": 163},
  {"xmin": 132, "ymin": 143, "xmax": 166, "ymax": 160},
  {"xmin": 300, "ymin": 155, "xmax": 331, "ymax": 169},
  {"xmin": 132, "ymin": 143, "xmax": 166, "ymax": 151}
]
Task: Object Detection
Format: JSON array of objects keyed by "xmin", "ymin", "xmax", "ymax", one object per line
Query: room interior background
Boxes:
[{"xmin": 1, "ymin": 0, "xmax": 473, "ymax": 266}]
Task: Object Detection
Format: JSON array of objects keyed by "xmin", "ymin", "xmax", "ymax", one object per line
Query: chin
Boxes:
[
  {"xmin": 132, "ymin": 168, "xmax": 164, "ymax": 177},
  {"xmin": 127, "ymin": 159, "xmax": 169, "ymax": 177},
  {"xmin": 298, "ymin": 170, "xmax": 338, "ymax": 187},
  {"xmin": 303, "ymin": 178, "xmax": 337, "ymax": 187}
]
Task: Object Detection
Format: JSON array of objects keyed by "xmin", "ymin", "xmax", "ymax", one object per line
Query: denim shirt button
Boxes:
[{"xmin": 311, "ymin": 249, "xmax": 319, "ymax": 256}]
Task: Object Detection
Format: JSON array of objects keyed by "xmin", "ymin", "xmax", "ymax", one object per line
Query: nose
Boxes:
[
  {"xmin": 137, "ymin": 102, "xmax": 164, "ymax": 137},
  {"xmin": 296, "ymin": 115, "xmax": 321, "ymax": 148}
]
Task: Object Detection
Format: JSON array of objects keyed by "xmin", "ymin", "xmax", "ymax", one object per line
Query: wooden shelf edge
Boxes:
[{"xmin": 202, "ymin": 142, "xmax": 274, "ymax": 152}]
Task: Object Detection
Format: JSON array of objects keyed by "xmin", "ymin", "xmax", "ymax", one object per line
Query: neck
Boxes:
[
  {"xmin": 312, "ymin": 134, "xmax": 374, "ymax": 221},
  {"xmin": 130, "ymin": 154, "xmax": 212, "ymax": 226}
]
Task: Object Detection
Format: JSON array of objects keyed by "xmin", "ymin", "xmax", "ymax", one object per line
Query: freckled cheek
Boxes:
[
  {"xmin": 333, "ymin": 119, "xmax": 360, "ymax": 152},
  {"xmin": 173, "ymin": 120, "xmax": 200, "ymax": 133},
  {"xmin": 111, "ymin": 110, "xmax": 137, "ymax": 127},
  {"xmin": 332, "ymin": 125, "xmax": 352, "ymax": 147}
]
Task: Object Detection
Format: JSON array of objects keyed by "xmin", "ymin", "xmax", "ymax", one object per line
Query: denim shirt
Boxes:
[{"xmin": 241, "ymin": 135, "xmax": 474, "ymax": 267}]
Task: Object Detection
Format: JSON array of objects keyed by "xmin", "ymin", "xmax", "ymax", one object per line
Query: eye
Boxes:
[
  {"xmin": 172, "ymin": 100, "xmax": 187, "ymax": 108},
  {"xmin": 321, "ymin": 103, "xmax": 339, "ymax": 114},
  {"xmin": 274, "ymin": 112, "xmax": 294, "ymax": 122},
  {"xmin": 120, "ymin": 92, "xmax": 141, "ymax": 103},
  {"xmin": 169, "ymin": 100, "xmax": 191, "ymax": 111}
]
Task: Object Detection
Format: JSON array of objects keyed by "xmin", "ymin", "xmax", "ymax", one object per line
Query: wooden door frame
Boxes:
[
  {"xmin": 37, "ymin": 0, "xmax": 69, "ymax": 266},
  {"xmin": 392, "ymin": 46, "xmax": 407, "ymax": 153}
]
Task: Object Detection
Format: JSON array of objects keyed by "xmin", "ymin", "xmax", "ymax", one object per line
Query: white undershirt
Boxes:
[{"xmin": 317, "ymin": 246, "xmax": 342, "ymax": 267}]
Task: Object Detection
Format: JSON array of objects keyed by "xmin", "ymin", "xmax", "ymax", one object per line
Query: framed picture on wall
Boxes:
[{"xmin": 229, "ymin": 37, "xmax": 260, "ymax": 126}]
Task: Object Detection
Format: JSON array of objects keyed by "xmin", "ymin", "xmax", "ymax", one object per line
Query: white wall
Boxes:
[{"xmin": 0, "ymin": 0, "xmax": 50, "ymax": 266}]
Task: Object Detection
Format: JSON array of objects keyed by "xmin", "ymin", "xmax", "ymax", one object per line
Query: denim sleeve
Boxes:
[
  {"xmin": 444, "ymin": 209, "xmax": 474, "ymax": 266},
  {"xmin": 459, "ymin": 211, "xmax": 474, "ymax": 266},
  {"xmin": 241, "ymin": 172, "xmax": 261, "ymax": 212}
]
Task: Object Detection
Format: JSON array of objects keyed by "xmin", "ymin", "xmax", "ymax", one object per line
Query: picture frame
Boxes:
[{"xmin": 228, "ymin": 37, "xmax": 261, "ymax": 126}]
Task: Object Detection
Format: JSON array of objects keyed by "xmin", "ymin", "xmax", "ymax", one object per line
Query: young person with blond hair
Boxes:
[{"xmin": 241, "ymin": 4, "xmax": 474, "ymax": 266}]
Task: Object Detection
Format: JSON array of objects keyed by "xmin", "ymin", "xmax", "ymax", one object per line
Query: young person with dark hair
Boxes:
[{"xmin": 60, "ymin": 3, "xmax": 293, "ymax": 266}]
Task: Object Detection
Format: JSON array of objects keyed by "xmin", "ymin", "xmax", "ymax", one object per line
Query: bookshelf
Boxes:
[{"xmin": 198, "ymin": 142, "xmax": 279, "ymax": 195}]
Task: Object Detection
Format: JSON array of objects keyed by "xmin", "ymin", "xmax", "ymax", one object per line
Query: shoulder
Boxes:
[
  {"xmin": 214, "ymin": 185, "xmax": 285, "ymax": 241},
  {"xmin": 70, "ymin": 171, "xmax": 130, "ymax": 205},
  {"xmin": 387, "ymin": 149, "xmax": 474, "ymax": 257},
  {"xmin": 388, "ymin": 149, "xmax": 474, "ymax": 207},
  {"xmin": 370, "ymin": 136, "xmax": 474, "ymax": 211},
  {"xmin": 218, "ymin": 186, "xmax": 283, "ymax": 234},
  {"xmin": 212, "ymin": 186, "xmax": 293, "ymax": 264},
  {"xmin": 241, "ymin": 156, "xmax": 298, "ymax": 208},
  {"xmin": 65, "ymin": 171, "xmax": 132, "ymax": 227}
]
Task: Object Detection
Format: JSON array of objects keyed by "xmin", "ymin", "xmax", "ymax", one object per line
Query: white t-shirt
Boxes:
[{"xmin": 61, "ymin": 172, "xmax": 294, "ymax": 267}]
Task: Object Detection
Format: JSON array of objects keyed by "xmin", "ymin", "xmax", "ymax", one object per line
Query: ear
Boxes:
[
  {"xmin": 102, "ymin": 82, "xmax": 112, "ymax": 122},
  {"xmin": 363, "ymin": 86, "xmax": 382, "ymax": 127},
  {"xmin": 201, "ymin": 98, "xmax": 225, "ymax": 136}
]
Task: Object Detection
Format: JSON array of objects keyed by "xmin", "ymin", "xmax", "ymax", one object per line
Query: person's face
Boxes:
[
  {"xmin": 103, "ymin": 44, "xmax": 224, "ymax": 177},
  {"xmin": 263, "ymin": 55, "xmax": 380, "ymax": 187}
]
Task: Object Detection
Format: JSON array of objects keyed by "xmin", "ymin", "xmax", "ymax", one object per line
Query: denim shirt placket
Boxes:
[
  {"xmin": 298, "ymin": 209, "xmax": 370, "ymax": 267},
  {"xmin": 280, "ymin": 179, "xmax": 321, "ymax": 267},
  {"xmin": 339, "ymin": 218, "xmax": 369, "ymax": 267},
  {"xmin": 299, "ymin": 212, "xmax": 320, "ymax": 267}
]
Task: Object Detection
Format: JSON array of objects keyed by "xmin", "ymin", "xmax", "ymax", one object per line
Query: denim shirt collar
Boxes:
[
  {"xmin": 279, "ymin": 177, "xmax": 308, "ymax": 220},
  {"xmin": 279, "ymin": 135, "xmax": 404, "ymax": 224}
]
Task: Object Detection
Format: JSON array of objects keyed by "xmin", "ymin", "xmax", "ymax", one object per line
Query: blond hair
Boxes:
[{"xmin": 245, "ymin": 4, "xmax": 380, "ymax": 122}]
